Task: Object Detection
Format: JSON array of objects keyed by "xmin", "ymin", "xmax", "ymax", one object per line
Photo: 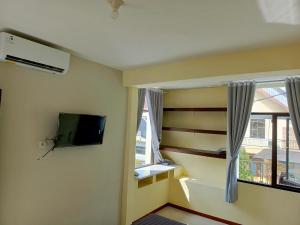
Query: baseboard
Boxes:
[
  {"xmin": 133, "ymin": 202, "xmax": 241, "ymax": 225},
  {"xmin": 166, "ymin": 203, "xmax": 241, "ymax": 225}
]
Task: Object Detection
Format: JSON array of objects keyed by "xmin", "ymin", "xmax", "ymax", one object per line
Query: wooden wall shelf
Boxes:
[
  {"xmin": 163, "ymin": 107, "xmax": 227, "ymax": 112},
  {"xmin": 160, "ymin": 145, "xmax": 226, "ymax": 159},
  {"xmin": 162, "ymin": 127, "xmax": 227, "ymax": 135}
]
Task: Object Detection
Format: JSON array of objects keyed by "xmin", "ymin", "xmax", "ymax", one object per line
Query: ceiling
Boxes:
[{"xmin": 1, "ymin": 0, "xmax": 300, "ymax": 69}]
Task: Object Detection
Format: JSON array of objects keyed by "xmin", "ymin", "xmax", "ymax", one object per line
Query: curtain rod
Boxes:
[
  {"xmin": 229, "ymin": 78, "xmax": 286, "ymax": 84},
  {"xmin": 255, "ymin": 79, "xmax": 285, "ymax": 84},
  {"xmin": 232, "ymin": 76, "xmax": 300, "ymax": 84},
  {"xmin": 223, "ymin": 78, "xmax": 289, "ymax": 87}
]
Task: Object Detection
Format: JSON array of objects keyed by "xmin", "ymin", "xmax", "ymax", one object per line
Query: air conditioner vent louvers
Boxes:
[{"xmin": 5, "ymin": 55, "xmax": 64, "ymax": 73}]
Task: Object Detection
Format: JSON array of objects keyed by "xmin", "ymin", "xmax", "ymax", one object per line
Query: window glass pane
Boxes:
[
  {"xmin": 252, "ymin": 86, "xmax": 288, "ymax": 113},
  {"xmin": 240, "ymin": 84, "xmax": 300, "ymax": 190},
  {"xmin": 250, "ymin": 119, "xmax": 265, "ymax": 139},
  {"xmin": 135, "ymin": 100, "xmax": 152, "ymax": 168},
  {"xmin": 277, "ymin": 117, "xmax": 300, "ymax": 188},
  {"xmin": 240, "ymin": 115, "xmax": 272, "ymax": 185}
]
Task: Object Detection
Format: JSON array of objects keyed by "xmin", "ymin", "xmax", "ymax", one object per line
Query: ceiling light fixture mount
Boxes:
[{"xmin": 107, "ymin": 0, "xmax": 124, "ymax": 19}]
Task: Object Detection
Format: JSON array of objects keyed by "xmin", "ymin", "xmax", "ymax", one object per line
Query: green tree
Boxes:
[{"xmin": 239, "ymin": 147, "xmax": 253, "ymax": 181}]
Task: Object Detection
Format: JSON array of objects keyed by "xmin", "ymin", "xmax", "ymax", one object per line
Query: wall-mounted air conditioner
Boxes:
[{"xmin": 0, "ymin": 32, "xmax": 70, "ymax": 75}]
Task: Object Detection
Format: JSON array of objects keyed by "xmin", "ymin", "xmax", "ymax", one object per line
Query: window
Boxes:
[
  {"xmin": 250, "ymin": 119, "xmax": 265, "ymax": 139},
  {"xmin": 239, "ymin": 85, "xmax": 300, "ymax": 192},
  {"xmin": 277, "ymin": 117, "xmax": 300, "ymax": 188},
  {"xmin": 135, "ymin": 99, "xmax": 152, "ymax": 168}
]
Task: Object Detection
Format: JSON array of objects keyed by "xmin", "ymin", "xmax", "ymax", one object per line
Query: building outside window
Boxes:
[
  {"xmin": 135, "ymin": 99, "xmax": 152, "ymax": 168},
  {"xmin": 239, "ymin": 85, "xmax": 300, "ymax": 191},
  {"xmin": 250, "ymin": 119, "xmax": 265, "ymax": 139}
]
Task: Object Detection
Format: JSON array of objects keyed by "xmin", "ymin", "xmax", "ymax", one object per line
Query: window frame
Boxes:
[
  {"xmin": 238, "ymin": 112, "xmax": 300, "ymax": 193},
  {"xmin": 135, "ymin": 109, "xmax": 154, "ymax": 169}
]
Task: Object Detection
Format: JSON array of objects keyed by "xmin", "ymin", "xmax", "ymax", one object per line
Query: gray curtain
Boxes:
[
  {"xmin": 225, "ymin": 81, "xmax": 256, "ymax": 203},
  {"xmin": 137, "ymin": 88, "xmax": 146, "ymax": 133},
  {"xmin": 285, "ymin": 78, "xmax": 300, "ymax": 147},
  {"xmin": 146, "ymin": 89, "xmax": 164, "ymax": 164}
]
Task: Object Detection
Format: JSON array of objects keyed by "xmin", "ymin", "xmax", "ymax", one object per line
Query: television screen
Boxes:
[{"xmin": 56, "ymin": 113, "xmax": 106, "ymax": 147}]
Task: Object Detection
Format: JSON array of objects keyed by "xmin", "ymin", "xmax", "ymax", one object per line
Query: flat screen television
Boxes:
[{"xmin": 56, "ymin": 113, "xmax": 106, "ymax": 147}]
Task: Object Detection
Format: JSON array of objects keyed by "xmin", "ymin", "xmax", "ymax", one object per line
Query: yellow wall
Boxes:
[
  {"xmin": 163, "ymin": 87, "xmax": 227, "ymax": 152},
  {"xmin": 122, "ymin": 86, "xmax": 300, "ymax": 225},
  {"xmin": 122, "ymin": 41, "xmax": 300, "ymax": 225},
  {"xmin": 162, "ymin": 87, "xmax": 227, "ymax": 188},
  {"xmin": 122, "ymin": 88, "xmax": 170, "ymax": 225},
  {"xmin": 163, "ymin": 87, "xmax": 300, "ymax": 225},
  {"xmin": 123, "ymin": 41, "xmax": 300, "ymax": 87},
  {"xmin": 169, "ymin": 176, "xmax": 300, "ymax": 225},
  {"xmin": 0, "ymin": 56, "xmax": 127, "ymax": 225}
]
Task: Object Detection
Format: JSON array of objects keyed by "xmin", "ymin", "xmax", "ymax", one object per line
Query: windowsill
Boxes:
[
  {"xmin": 134, "ymin": 164, "xmax": 177, "ymax": 180},
  {"xmin": 237, "ymin": 179, "xmax": 300, "ymax": 193},
  {"xmin": 135, "ymin": 163, "xmax": 153, "ymax": 170}
]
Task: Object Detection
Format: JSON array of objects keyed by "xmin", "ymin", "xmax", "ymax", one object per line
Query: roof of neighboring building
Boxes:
[
  {"xmin": 259, "ymin": 87, "xmax": 288, "ymax": 110},
  {"xmin": 253, "ymin": 148, "xmax": 300, "ymax": 164}
]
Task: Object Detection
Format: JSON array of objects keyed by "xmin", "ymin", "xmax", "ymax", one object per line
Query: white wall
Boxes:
[{"xmin": 0, "ymin": 56, "xmax": 127, "ymax": 225}]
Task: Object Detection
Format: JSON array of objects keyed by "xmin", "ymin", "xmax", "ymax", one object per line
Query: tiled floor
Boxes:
[{"xmin": 156, "ymin": 206, "xmax": 226, "ymax": 225}]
